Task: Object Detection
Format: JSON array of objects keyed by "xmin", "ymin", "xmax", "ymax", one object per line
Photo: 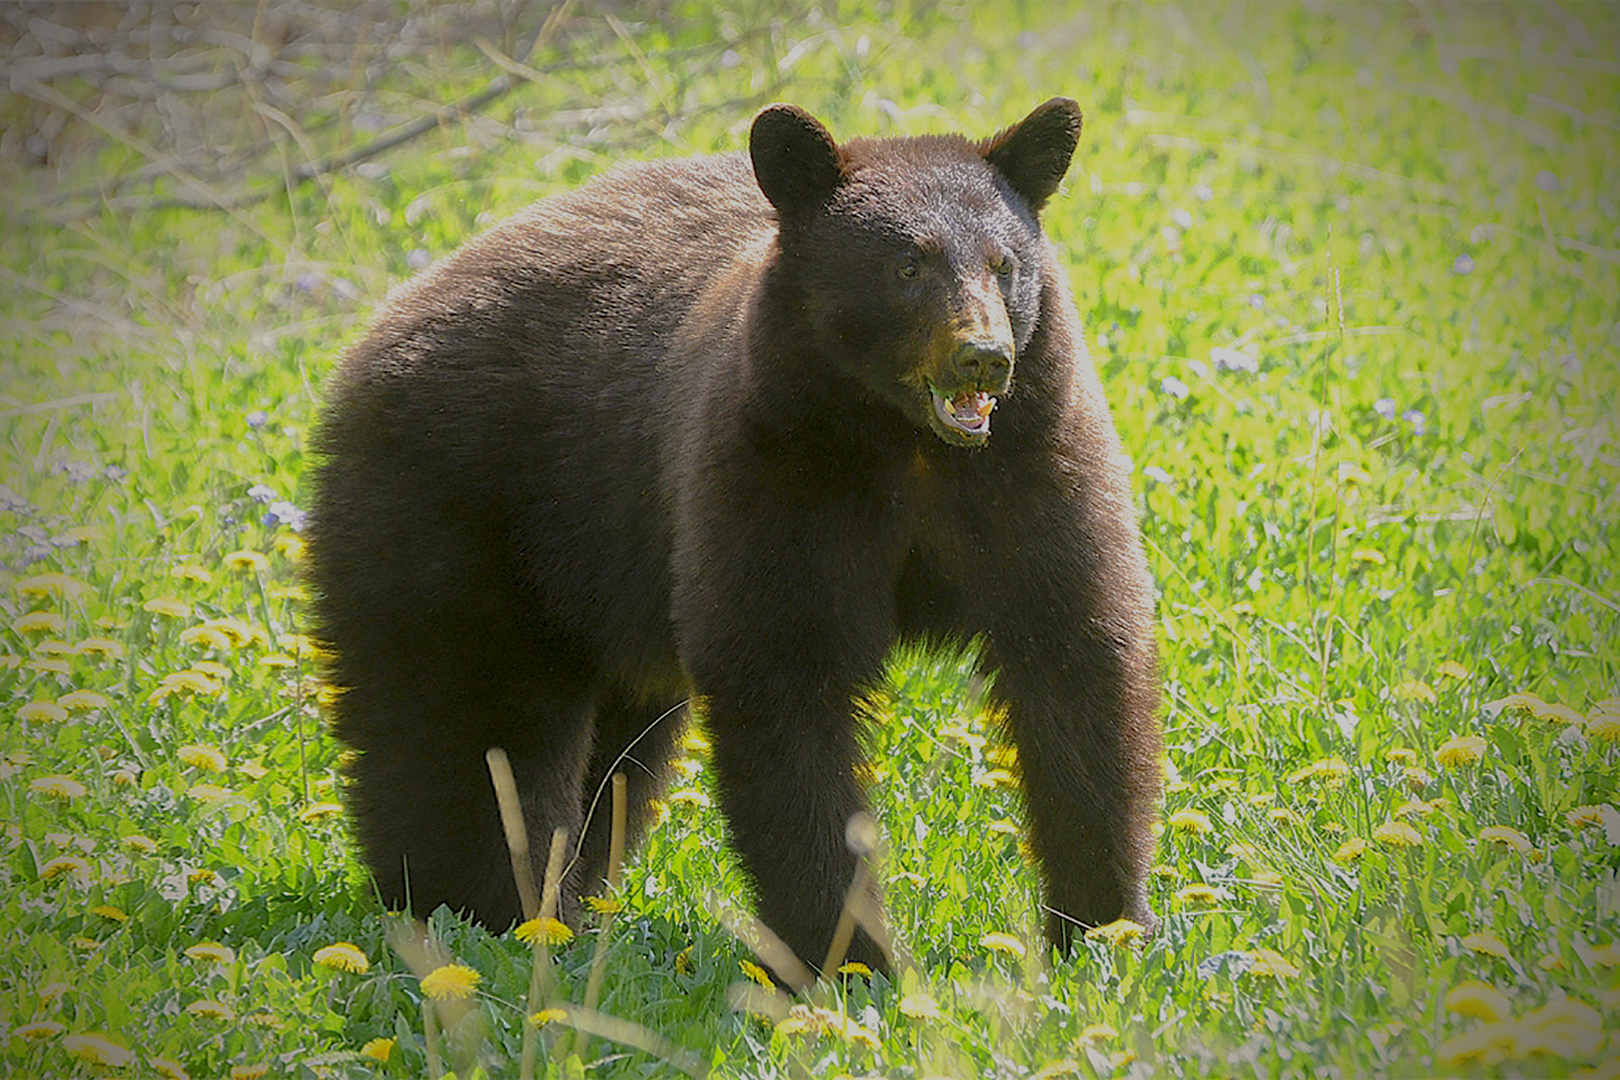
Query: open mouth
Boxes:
[{"xmin": 929, "ymin": 387, "xmax": 997, "ymax": 442}]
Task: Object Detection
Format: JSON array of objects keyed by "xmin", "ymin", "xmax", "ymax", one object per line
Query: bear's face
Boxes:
[{"xmin": 750, "ymin": 101, "xmax": 1082, "ymax": 448}]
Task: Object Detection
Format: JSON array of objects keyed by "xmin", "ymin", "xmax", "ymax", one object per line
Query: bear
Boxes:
[{"xmin": 307, "ymin": 97, "xmax": 1161, "ymax": 979}]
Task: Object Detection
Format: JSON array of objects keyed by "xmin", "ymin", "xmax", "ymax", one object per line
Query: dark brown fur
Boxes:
[{"xmin": 308, "ymin": 99, "xmax": 1160, "ymax": 976}]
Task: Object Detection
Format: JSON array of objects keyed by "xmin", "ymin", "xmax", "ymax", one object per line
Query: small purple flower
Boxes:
[
  {"xmin": 1374, "ymin": 398, "xmax": 1397, "ymax": 420},
  {"xmin": 246, "ymin": 410, "xmax": 269, "ymax": 429},
  {"xmin": 56, "ymin": 461, "xmax": 98, "ymax": 483},
  {"xmin": 1453, "ymin": 254, "xmax": 1474, "ymax": 274},
  {"xmin": 269, "ymin": 501, "xmax": 307, "ymax": 531},
  {"xmin": 1161, "ymin": 376, "xmax": 1190, "ymax": 400},
  {"xmin": 248, "ymin": 484, "xmax": 278, "ymax": 504},
  {"xmin": 294, "ymin": 271, "xmax": 322, "ymax": 293},
  {"xmin": 1401, "ymin": 409, "xmax": 1428, "ymax": 435},
  {"xmin": 406, "ymin": 248, "xmax": 432, "ymax": 271}
]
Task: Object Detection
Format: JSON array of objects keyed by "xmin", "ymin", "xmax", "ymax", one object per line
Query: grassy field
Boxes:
[{"xmin": 2, "ymin": 1, "xmax": 1617, "ymax": 1077}]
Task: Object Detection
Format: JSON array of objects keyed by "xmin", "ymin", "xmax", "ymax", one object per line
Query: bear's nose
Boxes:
[{"xmin": 950, "ymin": 340, "xmax": 1014, "ymax": 391}]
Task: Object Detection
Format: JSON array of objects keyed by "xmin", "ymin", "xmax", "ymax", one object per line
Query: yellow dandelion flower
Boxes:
[
  {"xmin": 515, "ymin": 917, "xmax": 574, "ymax": 946},
  {"xmin": 56, "ymin": 690, "xmax": 110, "ymax": 712},
  {"xmin": 1086, "ymin": 919, "xmax": 1146, "ymax": 947},
  {"xmin": 836, "ymin": 961, "xmax": 872, "ymax": 977},
  {"xmin": 184, "ymin": 942, "xmax": 235, "ymax": 965},
  {"xmin": 1587, "ymin": 713, "xmax": 1620, "ymax": 744},
  {"xmin": 1372, "ymin": 820, "xmax": 1422, "ymax": 847},
  {"xmin": 1175, "ymin": 883, "xmax": 1221, "ymax": 905},
  {"xmin": 185, "ymin": 999, "xmax": 236, "ymax": 1021},
  {"xmin": 55, "ymin": 526, "xmax": 104, "ymax": 545},
  {"xmin": 277, "ymin": 632, "xmax": 322, "ymax": 656},
  {"xmin": 1336, "ymin": 461, "xmax": 1373, "ymax": 486},
  {"xmin": 986, "ymin": 745, "xmax": 1019, "ymax": 769},
  {"xmin": 528, "ymin": 1008, "xmax": 568, "ymax": 1026},
  {"xmin": 177, "ymin": 744, "xmax": 227, "ymax": 772},
  {"xmin": 1589, "ymin": 942, "xmax": 1620, "ymax": 966},
  {"xmin": 1568, "ymin": 804, "xmax": 1611, "ymax": 829},
  {"xmin": 674, "ymin": 946, "xmax": 693, "ymax": 975},
  {"xmin": 33, "ymin": 638, "xmax": 77, "ymax": 655},
  {"xmin": 1479, "ymin": 825, "xmax": 1532, "ymax": 853},
  {"xmin": 1150, "ymin": 864, "xmax": 1179, "ymax": 881},
  {"xmin": 30, "ymin": 775, "xmax": 86, "ymax": 800},
  {"xmin": 1460, "ymin": 930, "xmax": 1513, "ymax": 960},
  {"xmin": 1394, "ymin": 680, "xmax": 1436, "ymax": 703},
  {"xmin": 975, "ymin": 768, "xmax": 1018, "ymax": 789},
  {"xmin": 14, "ymin": 1020, "xmax": 65, "ymax": 1040},
  {"xmin": 1030, "ymin": 1059, "xmax": 1084, "ymax": 1080},
  {"xmin": 18, "ymin": 700, "xmax": 68, "ymax": 723},
  {"xmin": 143, "ymin": 597, "xmax": 192, "ymax": 619},
  {"xmin": 667, "ymin": 788, "xmax": 711, "ymax": 808},
  {"xmin": 1250, "ymin": 869, "xmax": 1284, "ymax": 889},
  {"xmin": 1350, "ymin": 547, "xmax": 1386, "ymax": 566},
  {"xmin": 91, "ymin": 905, "xmax": 129, "ymax": 922},
  {"xmin": 359, "ymin": 1037, "xmax": 394, "ymax": 1063},
  {"xmin": 1332, "ymin": 838, "xmax": 1368, "ymax": 863},
  {"xmin": 178, "ymin": 626, "xmax": 233, "ymax": 651},
  {"xmin": 988, "ymin": 817, "xmax": 1018, "ymax": 836},
  {"xmin": 1230, "ymin": 600, "xmax": 1255, "ymax": 615},
  {"xmin": 1267, "ymin": 806, "xmax": 1302, "ymax": 826},
  {"xmin": 188, "ymin": 867, "xmax": 221, "ymax": 886},
  {"xmin": 1444, "ymin": 980, "xmax": 1511, "ymax": 1023},
  {"xmin": 74, "ymin": 637, "xmax": 124, "ymax": 660},
  {"xmin": 1435, "ymin": 734, "xmax": 1486, "ymax": 767},
  {"xmin": 583, "ymin": 895, "xmax": 623, "ymax": 915},
  {"xmin": 897, "ymin": 992, "xmax": 941, "ymax": 1021},
  {"xmin": 297, "ymin": 801, "xmax": 343, "ymax": 823},
  {"xmin": 63, "ymin": 1033, "xmax": 134, "ymax": 1067},
  {"xmin": 269, "ymin": 583, "xmax": 309, "ymax": 602},
  {"xmin": 239, "ymin": 760, "xmax": 268, "ymax": 780},
  {"xmin": 149, "ymin": 668, "xmax": 226, "ymax": 703},
  {"xmin": 1484, "ymin": 691, "xmax": 1546, "ymax": 716},
  {"xmin": 1403, "ymin": 766, "xmax": 1434, "ymax": 790},
  {"xmin": 229, "ymin": 1065, "xmax": 270, "ymax": 1080},
  {"xmin": 149, "ymin": 1055, "xmax": 190, "ymax": 1080},
  {"xmin": 28, "ymin": 657, "xmax": 71, "ymax": 675},
  {"xmin": 223, "ymin": 550, "xmax": 270, "ymax": 573},
  {"xmin": 1245, "ymin": 948, "xmax": 1300, "ymax": 978},
  {"xmin": 1287, "ymin": 755, "xmax": 1351, "ymax": 786},
  {"xmin": 1394, "ymin": 798, "xmax": 1440, "ymax": 818},
  {"xmin": 39, "ymin": 855, "xmax": 93, "ymax": 883},
  {"xmin": 1383, "ymin": 747, "xmax": 1416, "ymax": 765},
  {"xmin": 200, "ymin": 618, "xmax": 267, "ymax": 648},
  {"xmin": 941, "ymin": 724, "xmax": 986, "ymax": 751},
  {"xmin": 419, "ymin": 963, "xmax": 481, "ymax": 1001},
  {"xmin": 1437, "ymin": 1026, "xmax": 1513, "ymax": 1067},
  {"xmin": 121, "ymin": 834, "xmax": 157, "ymax": 854},
  {"xmin": 259, "ymin": 653, "xmax": 297, "ymax": 669},
  {"xmin": 313, "ymin": 942, "xmax": 369, "ymax": 973},
  {"xmin": 273, "ymin": 533, "xmax": 306, "ymax": 560},
  {"xmin": 13, "ymin": 611, "xmax": 67, "ymax": 635},
  {"xmin": 39, "ymin": 981, "xmax": 70, "ymax": 1003},
  {"xmin": 1167, "ymin": 808, "xmax": 1214, "ymax": 835},
  {"xmin": 1528, "ymin": 699, "xmax": 1584, "ymax": 724},
  {"xmin": 190, "ymin": 659, "xmax": 230, "ymax": 680},
  {"xmin": 1435, "ymin": 660, "xmax": 1469, "ymax": 680},
  {"xmin": 15, "ymin": 572, "xmax": 88, "ymax": 599},
  {"xmin": 169, "ymin": 562, "xmax": 211, "ymax": 583},
  {"xmin": 738, "ymin": 959, "xmax": 774, "ymax": 988},
  {"xmin": 1076, "ymin": 1022, "xmax": 1119, "ymax": 1047},
  {"xmin": 186, "ymin": 783, "xmax": 234, "ymax": 804},
  {"xmin": 981, "ymin": 931, "xmax": 1027, "ymax": 957},
  {"xmin": 1247, "ymin": 791, "xmax": 1277, "ymax": 807}
]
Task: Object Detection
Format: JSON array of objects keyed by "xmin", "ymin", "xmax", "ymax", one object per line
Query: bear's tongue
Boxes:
[{"xmin": 933, "ymin": 389, "xmax": 995, "ymax": 435}]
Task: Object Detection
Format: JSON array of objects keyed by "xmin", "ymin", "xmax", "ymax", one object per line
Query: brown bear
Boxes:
[{"xmin": 307, "ymin": 98, "xmax": 1160, "ymax": 977}]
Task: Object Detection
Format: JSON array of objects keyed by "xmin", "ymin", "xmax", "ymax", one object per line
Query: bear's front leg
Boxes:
[{"xmin": 673, "ymin": 490, "xmax": 903, "ymax": 983}]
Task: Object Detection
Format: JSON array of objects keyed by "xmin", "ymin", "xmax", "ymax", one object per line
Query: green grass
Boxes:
[{"xmin": 2, "ymin": 2, "xmax": 1617, "ymax": 1077}]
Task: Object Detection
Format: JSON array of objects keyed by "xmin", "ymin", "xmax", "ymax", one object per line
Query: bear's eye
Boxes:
[
  {"xmin": 898, "ymin": 259, "xmax": 920, "ymax": 280},
  {"xmin": 992, "ymin": 255, "xmax": 1015, "ymax": 277}
]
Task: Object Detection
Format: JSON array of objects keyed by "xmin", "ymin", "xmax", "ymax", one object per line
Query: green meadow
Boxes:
[{"xmin": 2, "ymin": 2, "xmax": 1616, "ymax": 1076}]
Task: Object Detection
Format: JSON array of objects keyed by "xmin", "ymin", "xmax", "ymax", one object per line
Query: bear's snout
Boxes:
[{"xmin": 947, "ymin": 338, "xmax": 1014, "ymax": 395}]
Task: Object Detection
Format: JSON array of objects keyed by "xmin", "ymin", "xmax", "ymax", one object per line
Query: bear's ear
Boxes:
[
  {"xmin": 979, "ymin": 97, "xmax": 1083, "ymax": 212},
  {"xmin": 750, "ymin": 104, "xmax": 846, "ymax": 216}
]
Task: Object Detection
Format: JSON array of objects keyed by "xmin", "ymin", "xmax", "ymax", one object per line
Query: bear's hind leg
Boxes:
[{"xmin": 573, "ymin": 691, "xmax": 688, "ymax": 898}]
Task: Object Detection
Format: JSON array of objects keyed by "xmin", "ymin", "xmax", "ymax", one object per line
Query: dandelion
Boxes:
[
  {"xmin": 149, "ymin": 668, "xmax": 226, "ymax": 703},
  {"xmin": 185, "ymin": 1000, "xmax": 236, "ymax": 1021},
  {"xmin": 121, "ymin": 834, "xmax": 157, "ymax": 854},
  {"xmin": 1528, "ymin": 700, "xmax": 1584, "ymax": 724},
  {"xmin": 259, "ymin": 653, "xmax": 297, "ymax": 669},
  {"xmin": 1030, "ymin": 1060, "xmax": 1084, "ymax": 1080},
  {"xmin": 667, "ymin": 788, "xmax": 711, "ymax": 808},
  {"xmin": 1587, "ymin": 713, "xmax": 1620, "ymax": 744},
  {"xmin": 360, "ymin": 1037, "xmax": 394, "ymax": 1062},
  {"xmin": 1383, "ymin": 747, "xmax": 1417, "ymax": 765},
  {"xmin": 986, "ymin": 745, "xmax": 1019, "ymax": 769},
  {"xmin": 297, "ymin": 802, "xmax": 343, "ymax": 823},
  {"xmin": 584, "ymin": 895, "xmax": 624, "ymax": 915},
  {"xmin": 1167, "ymin": 808, "xmax": 1213, "ymax": 835},
  {"xmin": 29, "ymin": 657, "xmax": 71, "ymax": 675},
  {"xmin": 149, "ymin": 1056, "xmax": 190, "ymax": 1080},
  {"xmin": 1086, "ymin": 919, "xmax": 1146, "ymax": 947},
  {"xmin": 92, "ymin": 905, "xmax": 129, "ymax": 922},
  {"xmin": 515, "ymin": 917, "xmax": 574, "ymax": 946},
  {"xmin": 974, "ymin": 768, "xmax": 1018, "ymax": 789},
  {"xmin": 1350, "ymin": 547, "xmax": 1386, "ymax": 566},
  {"xmin": 1175, "ymin": 883, "xmax": 1222, "ymax": 905},
  {"xmin": 1460, "ymin": 930, "xmax": 1513, "ymax": 960},
  {"xmin": 56, "ymin": 690, "xmax": 110, "ymax": 712},
  {"xmin": 420, "ymin": 964, "xmax": 480, "ymax": 1001},
  {"xmin": 988, "ymin": 817, "xmax": 1018, "ymax": 836},
  {"xmin": 200, "ymin": 617, "xmax": 266, "ymax": 648},
  {"xmin": 837, "ymin": 961, "xmax": 872, "ymax": 977},
  {"xmin": 898, "ymin": 993, "xmax": 941, "ymax": 1020},
  {"xmin": 1437, "ymin": 1026, "xmax": 1513, "ymax": 1067},
  {"xmin": 738, "ymin": 959, "xmax": 774, "ymax": 988},
  {"xmin": 30, "ymin": 775, "xmax": 86, "ymax": 800},
  {"xmin": 223, "ymin": 550, "xmax": 270, "ymax": 573},
  {"xmin": 39, "ymin": 855, "xmax": 93, "ymax": 883},
  {"xmin": 18, "ymin": 700, "xmax": 68, "ymax": 723},
  {"xmin": 1567, "ymin": 805, "xmax": 1610, "ymax": 829},
  {"xmin": 169, "ymin": 562, "xmax": 211, "ymax": 583},
  {"xmin": 273, "ymin": 533, "xmax": 306, "ymax": 560},
  {"xmin": 528, "ymin": 1008, "xmax": 567, "ymax": 1026},
  {"xmin": 1436, "ymin": 661, "xmax": 1469, "ymax": 680},
  {"xmin": 1287, "ymin": 756, "xmax": 1350, "ymax": 786},
  {"xmin": 229, "ymin": 1065, "xmax": 269, "ymax": 1080},
  {"xmin": 1372, "ymin": 820, "xmax": 1422, "ymax": 847},
  {"xmin": 13, "ymin": 611, "xmax": 66, "ymax": 634},
  {"xmin": 1444, "ymin": 980, "xmax": 1512, "ymax": 1022},
  {"xmin": 15, "ymin": 573, "xmax": 88, "ymax": 599},
  {"xmin": 313, "ymin": 942, "xmax": 369, "ymax": 973},
  {"xmin": 1435, "ymin": 734, "xmax": 1486, "ymax": 767},
  {"xmin": 269, "ymin": 583, "xmax": 309, "ymax": 602},
  {"xmin": 63, "ymin": 1033, "xmax": 134, "ymax": 1067},
  {"xmin": 186, "ymin": 783, "xmax": 234, "ymax": 804},
  {"xmin": 1245, "ymin": 948, "xmax": 1300, "ymax": 978},
  {"xmin": 1479, "ymin": 825, "xmax": 1532, "ymax": 853},
  {"xmin": 1394, "ymin": 680, "xmax": 1436, "ymax": 703},
  {"xmin": 1394, "ymin": 798, "xmax": 1441, "ymax": 818},
  {"xmin": 74, "ymin": 637, "xmax": 124, "ymax": 660},
  {"xmin": 674, "ymin": 946, "xmax": 693, "ymax": 975},
  {"xmin": 184, "ymin": 942, "xmax": 236, "ymax": 965},
  {"xmin": 1332, "ymin": 838, "xmax": 1368, "ymax": 863},
  {"xmin": 178, "ymin": 626, "xmax": 234, "ymax": 650},
  {"xmin": 143, "ymin": 597, "xmax": 192, "ymax": 619},
  {"xmin": 13, "ymin": 1020, "xmax": 65, "ymax": 1040},
  {"xmin": 1403, "ymin": 766, "xmax": 1435, "ymax": 790},
  {"xmin": 177, "ymin": 744, "xmax": 227, "ymax": 772},
  {"xmin": 981, "ymin": 931, "xmax": 1027, "ymax": 957}
]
